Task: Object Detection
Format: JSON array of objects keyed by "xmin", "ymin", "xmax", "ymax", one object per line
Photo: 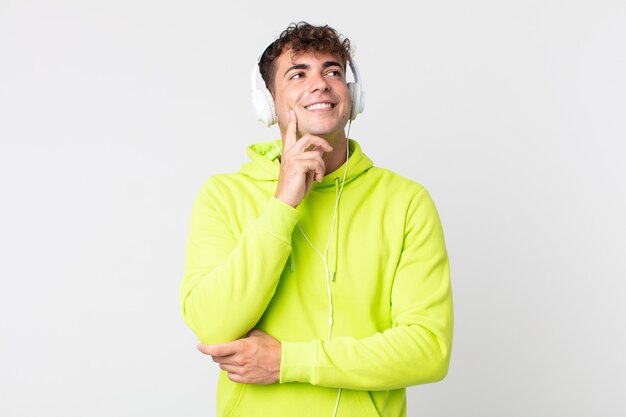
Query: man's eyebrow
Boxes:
[
  {"xmin": 283, "ymin": 61, "xmax": 345, "ymax": 77},
  {"xmin": 284, "ymin": 63, "xmax": 309, "ymax": 77},
  {"xmin": 322, "ymin": 61, "xmax": 344, "ymax": 71}
]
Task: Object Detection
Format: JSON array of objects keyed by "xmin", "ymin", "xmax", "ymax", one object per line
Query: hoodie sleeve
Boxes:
[
  {"xmin": 279, "ymin": 189, "xmax": 453, "ymax": 390},
  {"xmin": 180, "ymin": 177, "xmax": 301, "ymax": 344}
]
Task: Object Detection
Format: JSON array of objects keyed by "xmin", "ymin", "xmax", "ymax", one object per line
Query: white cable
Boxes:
[
  {"xmin": 269, "ymin": 122, "xmax": 352, "ymax": 417},
  {"xmin": 268, "ymin": 125, "xmax": 282, "ymax": 156},
  {"xmin": 331, "ymin": 122, "xmax": 350, "ymax": 417}
]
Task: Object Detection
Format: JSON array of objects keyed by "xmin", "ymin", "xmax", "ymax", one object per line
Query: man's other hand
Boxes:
[{"xmin": 197, "ymin": 329, "xmax": 281, "ymax": 384}]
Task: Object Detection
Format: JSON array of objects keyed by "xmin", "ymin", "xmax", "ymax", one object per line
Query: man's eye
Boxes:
[
  {"xmin": 290, "ymin": 72, "xmax": 304, "ymax": 80},
  {"xmin": 327, "ymin": 70, "xmax": 342, "ymax": 77}
]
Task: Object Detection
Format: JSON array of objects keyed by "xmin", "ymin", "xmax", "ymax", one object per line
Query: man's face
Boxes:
[{"xmin": 272, "ymin": 49, "xmax": 351, "ymax": 139}]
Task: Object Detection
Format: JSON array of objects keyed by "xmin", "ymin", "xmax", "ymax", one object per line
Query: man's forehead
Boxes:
[{"xmin": 279, "ymin": 49, "xmax": 345, "ymax": 68}]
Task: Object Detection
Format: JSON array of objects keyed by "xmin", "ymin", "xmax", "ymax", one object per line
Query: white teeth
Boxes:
[{"xmin": 305, "ymin": 103, "xmax": 333, "ymax": 110}]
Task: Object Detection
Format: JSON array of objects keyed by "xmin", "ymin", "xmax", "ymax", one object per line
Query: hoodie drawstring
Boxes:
[{"xmin": 330, "ymin": 177, "xmax": 340, "ymax": 281}]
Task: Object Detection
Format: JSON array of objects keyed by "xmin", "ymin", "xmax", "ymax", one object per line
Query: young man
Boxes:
[{"xmin": 180, "ymin": 22, "xmax": 453, "ymax": 417}]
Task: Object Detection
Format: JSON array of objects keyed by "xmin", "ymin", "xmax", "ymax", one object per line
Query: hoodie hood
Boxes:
[{"xmin": 239, "ymin": 139, "xmax": 373, "ymax": 191}]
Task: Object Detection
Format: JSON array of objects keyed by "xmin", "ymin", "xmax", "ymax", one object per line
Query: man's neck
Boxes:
[{"xmin": 322, "ymin": 137, "xmax": 349, "ymax": 175}]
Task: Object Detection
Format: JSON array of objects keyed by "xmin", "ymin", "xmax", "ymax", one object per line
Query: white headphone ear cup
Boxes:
[
  {"xmin": 252, "ymin": 87, "xmax": 277, "ymax": 126},
  {"xmin": 347, "ymin": 82, "xmax": 365, "ymax": 121}
]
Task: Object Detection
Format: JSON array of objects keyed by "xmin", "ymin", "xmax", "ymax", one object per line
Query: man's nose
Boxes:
[{"xmin": 308, "ymin": 73, "xmax": 330, "ymax": 93}]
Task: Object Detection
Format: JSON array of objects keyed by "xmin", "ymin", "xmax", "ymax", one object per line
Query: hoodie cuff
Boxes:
[
  {"xmin": 252, "ymin": 197, "xmax": 301, "ymax": 244},
  {"xmin": 280, "ymin": 340, "xmax": 318, "ymax": 384}
]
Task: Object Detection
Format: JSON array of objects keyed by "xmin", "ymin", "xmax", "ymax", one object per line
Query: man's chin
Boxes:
[{"xmin": 298, "ymin": 123, "xmax": 346, "ymax": 138}]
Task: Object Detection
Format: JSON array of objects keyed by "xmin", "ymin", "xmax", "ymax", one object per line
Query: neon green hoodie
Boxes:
[{"xmin": 181, "ymin": 139, "xmax": 453, "ymax": 417}]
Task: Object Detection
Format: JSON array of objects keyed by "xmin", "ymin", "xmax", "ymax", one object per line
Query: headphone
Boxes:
[{"xmin": 250, "ymin": 44, "xmax": 365, "ymax": 126}]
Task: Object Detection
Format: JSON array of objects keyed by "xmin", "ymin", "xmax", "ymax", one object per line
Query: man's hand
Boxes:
[
  {"xmin": 197, "ymin": 329, "xmax": 281, "ymax": 384},
  {"xmin": 274, "ymin": 110, "xmax": 333, "ymax": 208}
]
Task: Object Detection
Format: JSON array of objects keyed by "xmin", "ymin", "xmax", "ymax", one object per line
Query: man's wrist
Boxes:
[{"xmin": 274, "ymin": 191, "xmax": 299, "ymax": 208}]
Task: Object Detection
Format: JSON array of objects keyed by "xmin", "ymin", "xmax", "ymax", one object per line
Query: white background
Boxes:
[{"xmin": 1, "ymin": 1, "xmax": 624, "ymax": 416}]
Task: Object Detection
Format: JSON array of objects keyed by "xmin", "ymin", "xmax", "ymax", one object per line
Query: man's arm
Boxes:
[
  {"xmin": 182, "ymin": 112, "xmax": 333, "ymax": 345},
  {"xmin": 180, "ymin": 178, "xmax": 301, "ymax": 344},
  {"xmin": 199, "ymin": 189, "xmax": 453, "ymax": 390},
  {"xmin": 280, "ymin": 189, "xmax": 453, "ymax": 390},
  {"xmin": 280, "ymin": 189, "xmax": 452, "ymax": 390}
]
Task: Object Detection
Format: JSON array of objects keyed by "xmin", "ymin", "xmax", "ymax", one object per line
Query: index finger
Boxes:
[
  {"xmin": 284, "ymin": 110, "xmax": 297, "ymax": 150},
  {"xmin": 197, "ymin": 340, "xmax": 240, "ymax": 357}
]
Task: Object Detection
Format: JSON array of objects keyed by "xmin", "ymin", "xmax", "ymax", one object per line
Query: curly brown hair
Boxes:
[{"xmin": 259, "ymin": 22, "xmax": 351, "ymax": 93}]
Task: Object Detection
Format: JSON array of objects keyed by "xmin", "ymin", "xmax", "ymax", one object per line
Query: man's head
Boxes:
[
  {"xmin": 259, "ymin": 22, "xmax": 351, "ymax": 94},
  {"xmin": 258, "ymin": 22, "xmax": 355, "ymax": 139}
]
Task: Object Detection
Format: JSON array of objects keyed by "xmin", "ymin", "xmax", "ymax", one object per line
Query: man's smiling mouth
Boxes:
[{"xmin": 305, "ymin": 102, "xmax": 335, "ymax": 111}]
